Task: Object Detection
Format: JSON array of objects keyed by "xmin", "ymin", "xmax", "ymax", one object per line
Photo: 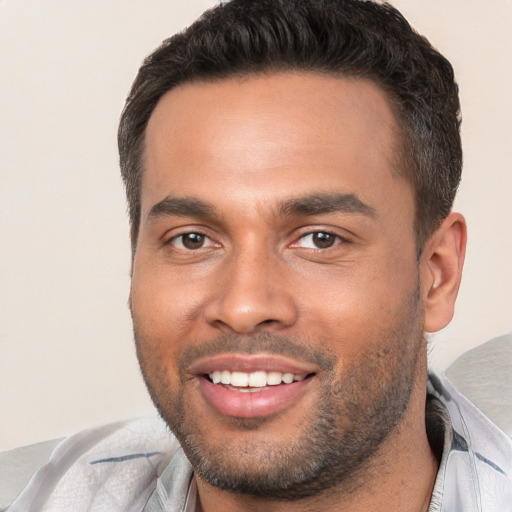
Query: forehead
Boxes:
[{"xmin": 142, "ymin": 72, "xmax": 411, "ymax": 221}]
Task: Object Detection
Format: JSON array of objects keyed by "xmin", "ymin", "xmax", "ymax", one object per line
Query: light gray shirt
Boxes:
[{"xmin": 7, "ymin": 374, "xmax": 512, "ymax": 511}]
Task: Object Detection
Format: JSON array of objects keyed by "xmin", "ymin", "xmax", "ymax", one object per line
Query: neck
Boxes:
[{"xmin": 196, "ymin": 370, "xmax": 439, "ymax": 512}]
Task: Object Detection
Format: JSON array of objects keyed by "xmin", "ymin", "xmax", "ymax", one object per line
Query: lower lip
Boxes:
[{"xmin": 197, "ymin": 376, "xmax": 312, "ymax": 418}]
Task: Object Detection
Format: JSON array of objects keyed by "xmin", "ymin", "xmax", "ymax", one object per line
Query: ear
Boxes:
[{"xmin": 420, "ymin": 212, "xmax": 467, "ymax": 333}]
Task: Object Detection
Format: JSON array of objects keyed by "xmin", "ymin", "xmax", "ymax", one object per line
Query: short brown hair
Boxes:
[{"xmin": 119, "ymin": 0, "xmax": 462, "ymax": 253}]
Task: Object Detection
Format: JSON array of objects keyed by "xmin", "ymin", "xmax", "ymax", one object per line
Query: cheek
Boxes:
[
  {"xmin": 130, "ymin": 272, "xmax": 187, "ymax": 374},
  {"xmin": 294, "ymin": 255, "xmax": 419, "ymax": 349},
  {"xmin": 131, "ymin": 261, "xmax": 201, "ymax": 330}
]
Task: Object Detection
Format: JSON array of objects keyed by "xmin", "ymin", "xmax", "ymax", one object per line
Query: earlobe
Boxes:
[{"xmin": 421, "ymin": 212, "xmax": 467, "ymax": 333}]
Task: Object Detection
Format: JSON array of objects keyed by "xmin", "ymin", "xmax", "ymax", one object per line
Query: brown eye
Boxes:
[
  {"xmin": 311, "ymin": 232, "xmax": 337, "ymax": 248},
  {"xmin": 181, "ymin": 233, "xmax": 205, "ymax": 249},
  {"xmin": 171, "ymin": 232, "xmax": 213, "ymax": 250},
  {"xmin": 294, "ymin": 231, "xmax": 341, "ymax": 249}
]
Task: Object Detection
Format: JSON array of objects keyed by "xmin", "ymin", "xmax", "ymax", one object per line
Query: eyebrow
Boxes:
[
  {"xmin": 146, "ymin": 192, "xmax": 376, "ymax": 224},
  {"xmin": 147, "ymin": 196, "xmax": 217, "ymax": 222},
  {"xmin": 280, "ymin": 193, "xmax": 376, "ymax": 218}
]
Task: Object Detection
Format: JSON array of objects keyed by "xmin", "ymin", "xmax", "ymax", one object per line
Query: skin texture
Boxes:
[{"xmin": 130, "ymin": 73, "xmax": 466, "ymax": 512}]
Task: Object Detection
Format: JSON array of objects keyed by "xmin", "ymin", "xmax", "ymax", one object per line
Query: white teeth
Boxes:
[
  {"xmin": 230, "ymin": 372, "xmax": 248, "ymax": 387},
  {"xmin": 248, "ymin": 371, "xmax": 267, "ymax": 387},
  {"xmin": 267, "ymin": 371, "xmax": 282, "ymax": 385},
  {"xmin": 282, "ymin": 373, "xmax": 294, "ymax": 384},
  {"xmin": 208, "ymin": 370, "xmax": 308, "ymax": 388}
]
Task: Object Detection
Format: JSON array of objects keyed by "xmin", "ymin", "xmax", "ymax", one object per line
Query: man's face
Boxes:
[{"xmin": 131, "ymin": 73, "xmax": 424, "ymax": 498}]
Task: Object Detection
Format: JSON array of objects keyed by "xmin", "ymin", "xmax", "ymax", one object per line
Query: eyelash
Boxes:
[
  {"xmin": 167, "ymin": 230, "xmax": 218, "ymax": 250},
  {"xmin": 165, "ymin": 228, "xmax": 350, "ymax": 252},
  {"xmin": 290, "ymin": 230, "xmax": 350, "ymax": 250}
]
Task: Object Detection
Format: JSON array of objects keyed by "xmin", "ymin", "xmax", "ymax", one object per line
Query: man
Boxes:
[{"xmin": 7, "ymin": 0, "xmax": 512, "ymax": 511}]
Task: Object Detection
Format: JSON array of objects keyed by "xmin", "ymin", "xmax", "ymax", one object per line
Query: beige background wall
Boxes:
[{"xmin": 1, "ymin": 0, "xmax": 511, "ymax": 452}]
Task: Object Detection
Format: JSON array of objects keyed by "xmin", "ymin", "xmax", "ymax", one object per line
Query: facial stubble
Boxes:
[{"xmin": 134, "ymin": 286, "xmax": 424, "ymax": 501}]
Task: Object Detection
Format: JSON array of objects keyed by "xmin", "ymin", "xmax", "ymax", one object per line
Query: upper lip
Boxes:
[{"xmin": 188, "ymin": 353, "xmax": 318, "ymax": 376}]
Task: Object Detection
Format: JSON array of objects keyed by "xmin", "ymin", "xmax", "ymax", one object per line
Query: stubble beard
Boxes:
[{"xmin": 135, "ymin": 286, "xmax": 424, "ymax": 501}]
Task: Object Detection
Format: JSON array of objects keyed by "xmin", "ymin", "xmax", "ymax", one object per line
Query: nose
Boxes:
[{"xmin": 204, "ymin": 248, "xmax": 298, "ymax": 334}]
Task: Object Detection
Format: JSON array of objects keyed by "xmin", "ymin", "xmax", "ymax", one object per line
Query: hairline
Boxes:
[{"xmin": 130, "ymin": 69, "xmax": 420, "ymax": 254}]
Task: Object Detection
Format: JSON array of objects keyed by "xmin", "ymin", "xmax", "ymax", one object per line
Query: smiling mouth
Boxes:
[
  {"xmin": 205, "ymin": 370, "xmax": 315, "ymax": 392},
  {"xmin": 198, "ymin": 369, "xmax": 316, "ymax": 418},
  {"xmin": 190, "ymin": 352, "xmax": 319, "ymax": 417}
]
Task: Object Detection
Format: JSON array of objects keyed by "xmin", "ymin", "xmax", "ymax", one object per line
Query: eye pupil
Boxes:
[
  {"xmin": 182, "ymin": 233, "xmax": 205, "ymax": 249},
  {"xmin": 313, "ymin": 232, "xmax": 335, "ymax": 248}
]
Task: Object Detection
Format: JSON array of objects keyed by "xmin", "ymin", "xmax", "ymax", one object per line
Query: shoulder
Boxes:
[
  {"xmin": 429, "ymin": 373, "xmax": 512, "ymax": 511},
  {"xmin": 4, "ymin": 417, "xmax": 180, "ymax": 512}
]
